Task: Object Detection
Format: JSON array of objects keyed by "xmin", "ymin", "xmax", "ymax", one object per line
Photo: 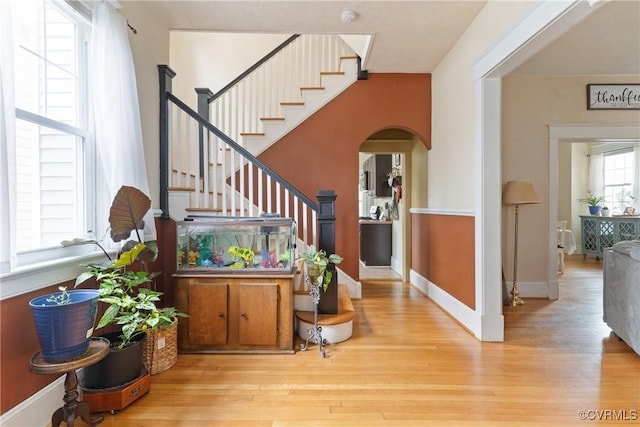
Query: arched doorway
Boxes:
[{"xmin": 358, "ymin": 128, "xmax": 426, "ymax": 282}]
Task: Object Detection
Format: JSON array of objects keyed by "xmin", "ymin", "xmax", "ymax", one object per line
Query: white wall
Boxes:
[
  {"xmin": 570, "ymin": 142, "xmax": 590, "ymax": 249},
  {"xmin": 169, "ymin": 32, "xmax": 291, "ymax": 109},
  {"xmin": 430, "ymin": 1, "xmax": 533, "ymax": 210},
  {"xmin": 410, "ymin": 138, "xmax": 428, "ymax": 208},
  {"xmin": 502, "ymin": 75, "xmax": 640, "ymax": 283}
]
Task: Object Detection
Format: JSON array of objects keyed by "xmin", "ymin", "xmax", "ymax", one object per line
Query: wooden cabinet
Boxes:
[
  {"xmin": 359, "ymin": 221, "xmax": 392, "ymax": 266},
  {"xmin": 174, "ymin": 274, "xmax": 294, "ymax": 353},
  {"xmin": 580, "ymin": 215, "xmax": 640, "ymax": 258},
  {"xmin": 363, "ymin": 154, "xmax": 392, "ymax": 197}
]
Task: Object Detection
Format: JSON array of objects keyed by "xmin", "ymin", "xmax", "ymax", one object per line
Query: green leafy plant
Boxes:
[
  {"xmin": 297, "ymin": 245, "xmax": 343, "ymax": 291},
  {"xmin": 577, "ymin": 191, "xmax": 605, "ymax": 207},
  {"xmin": 77, "ymin": 266, "xmax": 186, "ymax": 349},
  {"xmin": 73, "ymin": 185, "xmax": 186, "ymax": 349},
  {"xmin": 45, "ymin": 286, "xmax": 71, "ymax": 305}
]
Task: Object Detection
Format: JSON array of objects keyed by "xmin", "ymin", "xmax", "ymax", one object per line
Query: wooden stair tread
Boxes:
[
  {"xmin": 260, "ymin": 117, "xmax": 285, "ymax": 121},
  {"xmin": 296, "ymin": 285, "xmax": 354, "ymax": 325},
  {"xmin": 300, "ymin": 86, "xmax": 324, "ymax": 91},
  {"xmin": 320, "ymin": 71, "xmax": 344, "ymax": 76},
  {"xmin": 167, "ymin": 186, "xmax": 194, "ymax": 192},
  {"xmin": 240, "ymin": 132, "xmax": 266, "ymax": 136},
  {"xmin": 167, "ymin": 186, "xmax": 221, "ymax": 196},
  {"xmin": 280, "ymin": 101, "xmax": 305, "ymax": 106},
  {"xmin": 185, "ymin": 207, "xmax": 224, "ymax": 212}
]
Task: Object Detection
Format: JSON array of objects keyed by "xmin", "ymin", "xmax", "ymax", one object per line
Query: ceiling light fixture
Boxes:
[{"xmin": 341, "ymin": 10, "xmax": 356, "ymax": 23}]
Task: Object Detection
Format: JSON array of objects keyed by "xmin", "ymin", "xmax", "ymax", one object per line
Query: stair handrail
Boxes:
[
  {"xmin": 204, "ymin": 34, "xmax": 356, "ymax": 152},
  {"xmin": 209, "ymin": 34, "xmax": 300, "ymax": 103},
  {"xmin": 166, "ymin": 92, "xmax": 319, "ymax": 212}
]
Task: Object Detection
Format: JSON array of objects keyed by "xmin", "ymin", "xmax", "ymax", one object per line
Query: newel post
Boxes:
[
  {"xmin": 158, "ymin": 65, "xmax": 176, "ymax": 219},
  {"xmin": 317, "ymin": 190, "xmax": 338, "ymax": 314},
  {"xmin": 195, "ymin": 88, "xmax": 213, "ymax": 180}
]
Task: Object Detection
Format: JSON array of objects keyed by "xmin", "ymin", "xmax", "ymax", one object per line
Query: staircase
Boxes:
[
  {"xmin": 160, "ymin": 35, "xmax": 359, "ymax": 226},
  {"xmin": 159, "ymin": 32, "xmax": 359, "ymax": 289}
]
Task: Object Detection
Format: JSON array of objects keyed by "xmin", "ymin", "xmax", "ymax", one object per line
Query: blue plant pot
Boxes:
[
  {"xmin": 29, "ymin": 289, "xmax": 101, "ymax": 363},
  {"xmin": 588, "ymin": 205, "xmax": 602, "ymax": 215}
]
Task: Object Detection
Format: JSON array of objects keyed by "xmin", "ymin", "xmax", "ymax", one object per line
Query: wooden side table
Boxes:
[{"xmin": 30, "ymin": 337, "xmax": 110, "ymax": 427}]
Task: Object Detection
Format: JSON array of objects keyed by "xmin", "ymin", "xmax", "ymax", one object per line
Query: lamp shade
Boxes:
[{"xmin": 503, "ymin": 180, "xmax": 540, "ymax": 205}]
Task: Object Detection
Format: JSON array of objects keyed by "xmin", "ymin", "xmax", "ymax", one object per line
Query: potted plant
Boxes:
[
  {"xmin": 77, "ymin": 266, "xmax": 185, "ymax": 388},
  {"xmin": 578, "ymin": 191, "xmax": 605, "ymax": 215},
  {"xmin": 70, "ymin": 186, "xmax": 186, "ymax": 390},
  {"xmin": 29, "ymin": 286, "xmax": 101, "ymax": 363},
  {"xmin": 297, "ymin": 245, "xmax": 343, "ymax": 292}
]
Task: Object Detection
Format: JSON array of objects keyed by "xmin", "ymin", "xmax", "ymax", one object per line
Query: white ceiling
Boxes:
[{"xmin": 137, "ymin": 0, "xmax": 640, "ymax": 76}]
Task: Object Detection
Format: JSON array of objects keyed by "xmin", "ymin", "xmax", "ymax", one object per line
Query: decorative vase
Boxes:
[
  {"xmin": 588, "ymin": 205, "xmax": 602, "ymax": 215},
  {"xmin": 80, "ymin": 331, "xmax": 146, "ymax": 389},
  {"xmin": 602, "ymin": 207, "xmax": 611, "ymax": 217},
  {"xmin": 304, "ymin": 262, "xmax": 321, "ymax": 287},
  {"xmin": 29, "ymin": 289, "xmax": 100, "ymax": 363}
]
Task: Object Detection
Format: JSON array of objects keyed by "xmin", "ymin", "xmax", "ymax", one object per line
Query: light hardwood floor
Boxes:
[{"xmin": 76, "ymin": 255, "xmax": 639, "ymax": 426}]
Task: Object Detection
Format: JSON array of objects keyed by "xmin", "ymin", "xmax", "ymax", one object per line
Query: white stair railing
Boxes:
[
  {"xmin": 159, "ymin": 34, "xmax": 355, "ymax": 252},
  {"xmin": 209, "ymin": 34, "xmax": 355, "ymax": 149},
  {"xmin": 166, "ymin": 95, "xmax": 318, "ymax": 248}
]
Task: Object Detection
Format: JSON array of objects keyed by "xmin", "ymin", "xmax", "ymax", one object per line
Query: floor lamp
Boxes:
[{"xmin": 503, "ymin": 180, "xmax": 540, "ymax": 306}]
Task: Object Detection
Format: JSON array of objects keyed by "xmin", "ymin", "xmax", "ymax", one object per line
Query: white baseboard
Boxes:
[
  {"xmin": 511, "ymin": 281, "xmax": 550, "ymax": 298},
  {"xmin": 337, "ymin": 267, "xmax": 361, "ymax": 299},
  {"xmin": 410, "ymin": 269, "xmax": 482, "ymax": 339},
  {"xmin": 0, "ymin": 376, "xmax": 64, "ymax": 427}
]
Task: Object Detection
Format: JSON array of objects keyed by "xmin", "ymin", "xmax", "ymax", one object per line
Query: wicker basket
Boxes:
[{"xmin": 143, "ymin": 321, "xmax": 178, "ymax": 375}]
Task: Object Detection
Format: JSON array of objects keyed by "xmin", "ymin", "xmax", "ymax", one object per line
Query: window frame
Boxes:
[
  {"xmin": 602, "ymin": 148, "xmax": 635, "ymax": 213},
  {"xmin": 1, "ymin": 0, "xmax": 107, "ymax": 297}
]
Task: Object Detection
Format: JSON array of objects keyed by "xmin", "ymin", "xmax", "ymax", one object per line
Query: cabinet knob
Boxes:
[
  {"xmin": 240, "ymin": 312, "xmax": 247, "ymax": 318},
  {"xmin": 218, "ymin": 312, "xmax": 224, "ymax": 318}
]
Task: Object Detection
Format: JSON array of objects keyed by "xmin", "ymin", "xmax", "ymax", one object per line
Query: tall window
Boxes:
[
  {"xmin": 603, "ymin": 149, "xmax": 635, "ymax": 214},
  {"xmin": 12, "ymin": 0, "xmax": 94, "ymax": 264}
]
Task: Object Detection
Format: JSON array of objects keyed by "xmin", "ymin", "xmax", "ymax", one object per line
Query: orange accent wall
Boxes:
[
  {"xmin": 258, "ymin": 73, "xmax": 431, "ymax": 280},
  {"xmin": 0, "ymin": 283, "xmax": 73, "ymax": 414},
  {"xmin": 411, "ymin": 213, "xmax": 476, "ymax": 309}
]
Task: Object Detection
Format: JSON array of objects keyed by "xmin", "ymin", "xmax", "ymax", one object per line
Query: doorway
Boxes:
[
  {"xmin": 358, "ymin": 128, "xmax": 416, "ymax": 282},
  {"xmin": 548, "ymin": 124, "xmax": 640, "ymax": 298}
]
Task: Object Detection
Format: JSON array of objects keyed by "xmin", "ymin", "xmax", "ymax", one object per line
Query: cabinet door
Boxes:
[
  {"xmin": 581, "ymin": 218, "xmax": 598, "ymax": 254},
  {"xmin": 375, "ymin": 155, "xmax": 392, "ymax": 197},
  {"xmin": 618, "ymin": 220, "xmax": 638, "ymax": 241},
  {"xmin": 598, "ymin": 219, "xmax": 614, "ymax": 251},
  {"xmin": 238, "ymin": 283, "xmax": 278, "ymax": 346},
  {"xmin": 189, "ymin": 282, "xmax": 228, "ymax": 345}
]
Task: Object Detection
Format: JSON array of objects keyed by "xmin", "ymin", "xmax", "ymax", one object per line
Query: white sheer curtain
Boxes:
[
  {"xmin": 588, "ymin": 152, "xmax": 604, "ymax": 197},
  {"xmin": 90, "ymin": 2, "xmax": 156, "ymax": 242},
  {"xmin": 0, "ymin": 0, "xmax": 16, "ymax": 272}
]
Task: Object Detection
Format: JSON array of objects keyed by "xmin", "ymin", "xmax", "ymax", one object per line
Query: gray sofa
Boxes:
[{"xmin": 603, "ymin": 240, "xmax": 640, "ymax": 356}]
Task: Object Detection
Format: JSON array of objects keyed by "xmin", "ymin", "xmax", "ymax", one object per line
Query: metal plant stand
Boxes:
[{"xmin": 299, "ymin": 273, "xmax": 327, "ymax": 358}]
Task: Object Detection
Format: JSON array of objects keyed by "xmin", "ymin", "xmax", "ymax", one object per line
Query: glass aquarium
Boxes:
[{"xmin": 176, "ymin": 216, "xmax": 296, "ymax": 274}]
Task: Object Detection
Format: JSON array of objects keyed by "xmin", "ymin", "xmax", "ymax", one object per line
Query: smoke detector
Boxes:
[{"xmin": 341, "ymin": 10, "xmax": 356, "ymax": 23}]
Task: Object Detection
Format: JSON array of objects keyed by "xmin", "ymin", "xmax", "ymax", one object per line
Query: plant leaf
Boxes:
[
  {"xmin": 97, "ymin": 304, "xmax": 119, "ymax": 329},
  {"xmin": 75, "ymin": 271, "xmax": 95, "ymax": 287},
  {"xmin": 110, "ymin": 243, "xmax": 147, "ymax": 268},
  {"xmin": 109, "ymin": 186, "xmax": 151, "ymax": 242}
]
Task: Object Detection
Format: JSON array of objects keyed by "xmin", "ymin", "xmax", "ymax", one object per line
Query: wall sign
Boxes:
[{"xmin": 587, "ymin": 84, "xmax": 640, "ymax": 110}]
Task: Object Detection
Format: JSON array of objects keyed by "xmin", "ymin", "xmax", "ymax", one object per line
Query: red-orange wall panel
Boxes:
[
  {"xmin": 258, "ymin": 73, "xmax": 431, "ymax": 280},
  {"xmin": 411, "ymin": 213, "xmax": 475, "ymax": 309}
]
